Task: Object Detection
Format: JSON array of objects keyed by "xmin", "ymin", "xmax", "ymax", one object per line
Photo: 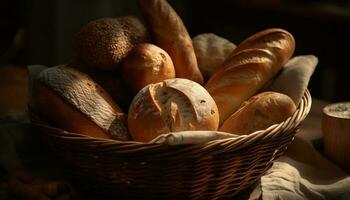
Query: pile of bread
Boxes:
[{"xmin": 31, "ymin": 0, "xmax": 299, "ymax": 143}]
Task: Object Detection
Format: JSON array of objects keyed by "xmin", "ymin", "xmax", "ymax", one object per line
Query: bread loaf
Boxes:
[
  {"xmin": 75, "ymin": 16, "xmax": 150, "ymax": 70},
  {"xmin": 220, "ymin": 92, "xmax": 296, "ymax": 135},
  {"xmin": 228, "ymin": 28, "xmax": 295, "ymax": 66},
  {"xmin": 68, "ymin": 59, "xmax": 132, "ymax": 110},
  {"xmin": 192, "ymin": 33, "xmax": 236, "ymax": 79},
  {"xmin": 138, "ymin": 0, "xmax": 204, "ymax": 84},
  {"xmin": 33, "ymin": 65, "xmax": 130, "ymax": 140},
  {"xmin": 205, "ymin": 49, "xmax": 281, "ymax": 124},
  {"xmin": 128, "ymin": 78, "xmax": 219, "ymax": 142},
  {"xmin": 121, "ymin": 43, "xmax": 175, "ymax": 95}
]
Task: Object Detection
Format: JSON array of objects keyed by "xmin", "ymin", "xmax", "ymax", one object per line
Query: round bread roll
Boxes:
[
  {"xmin": 220, "ymin": 92, "xmax": 296, "ymax": 135},
  {"xmin": 121, "ymin": 43, "xmax": 176, "ymax": 95},
  {"xmin": 192, "ymin": 33, "xmax": 236, "ymax": 79},
  {"xmin": 75, "ymin": 16, "xmax": 150, "ymax": 70},
  {"xmin": 228, "ymin": 28, "xmax": 295, "ymax": 66},
  {"xmin": 33, "ymin": 65, "xmax": 130, "ymax": 140},
  {"xmin": 128, "ymin": 78, "xmax": 219, "ymax": 142}
]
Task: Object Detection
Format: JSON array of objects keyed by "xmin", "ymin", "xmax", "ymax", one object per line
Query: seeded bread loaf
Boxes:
[{"xmin": 75, "ymin": 16, "xmax": 150, "ymax": 70}]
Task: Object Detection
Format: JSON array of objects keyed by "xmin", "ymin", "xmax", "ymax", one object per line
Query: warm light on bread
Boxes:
[{"xmin": 128, "ymin": 78, "xmax": 219, "ymax": 142}]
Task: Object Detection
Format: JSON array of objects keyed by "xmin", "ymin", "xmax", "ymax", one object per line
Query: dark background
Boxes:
[{"xmin": 1, "ymin": 0, "xmax": 350, "ymax": 102}]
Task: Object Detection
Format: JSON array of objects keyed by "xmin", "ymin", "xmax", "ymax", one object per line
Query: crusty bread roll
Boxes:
[
  {"xmin": 138, "ymin": 0, "xmax": 204, "ymax": 84},
  {"xmin": 128, "ymin": 78, "xmax": 219, "ymax": 142},
  {"xmin": 68, "ymin": 59, "xmax": 132, "ymax": 111},
  {"xmin": 220, "ymin": 92, "xmax": 296, "ymax": 135},
  {"xmin": 75, "ymin": 16, "xmax": 150, "ymax": 70},
  {"xmin": 33, "ymin": 65, "xmax": 130, "ymax": 140},
  {"xmin": 192, "ymin": 33, "xmax": 236, "ymax": 79},
  {"xmin": 228, "ymin": 28, "xmax": 295, "ymax": 66},
  {"xmin": 205, "ymin": 49, "xmax": 281, "ymax": 125},
  {"xmin": 121, "ymin": 43, "xmax": 175, "ymax": 95}
]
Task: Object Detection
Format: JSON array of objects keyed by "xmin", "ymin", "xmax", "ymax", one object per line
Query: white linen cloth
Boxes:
[{"xmin": 261, "ymin": 135, "xmax": 350, "ymax": 200}]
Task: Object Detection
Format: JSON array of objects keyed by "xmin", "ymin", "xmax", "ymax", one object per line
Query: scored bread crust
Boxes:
[
  {"xmin": 34, "ymin": 65, "xmax": 129, "ymax": 140},
  {"xmin": 219, "ymin": 92, "xmax": 296, "ymax": 135},
  {"xmin": 229, "ymin": 28, "xmax": 295, "ymax": 66},
  {"xmin": 138, "ymin": 0, "xmax": 204, "ymax": 84},
  {"xmin": 216, "ymin": 48, "xmax": 277, "ymax": 75},
  {"xmin": 205, "ymin": 51, "xmax": 279, "ymax": 125},
  {"xmin": 128, "ymin": 78, "xmax": 219, "ymax": 142}
]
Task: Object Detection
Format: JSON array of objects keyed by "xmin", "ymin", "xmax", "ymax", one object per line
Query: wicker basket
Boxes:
[{"xmin": 30, "ymin": 90, "xmax": 311, "ymax": 199}]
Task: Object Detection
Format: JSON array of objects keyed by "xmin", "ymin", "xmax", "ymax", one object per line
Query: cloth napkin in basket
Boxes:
[{"xmin": 261, "ymin": 135, "xmax": 350, "ymax": 200}]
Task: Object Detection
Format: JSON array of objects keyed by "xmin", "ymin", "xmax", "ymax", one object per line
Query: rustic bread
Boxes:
[
  {"xmin": 75, "ymin": 16, "xmax": 150, "ymax": 70},
  {"xmin": 67, "ymin": 59, "xmax": 132, "ymax": 111},
  {"xmin": 205, "ymin": 29, "xmax": 295, "ymax": 124},
  {"xmin": 229, "ymin": 28, "xmax": 295, "ymax": 66},
  {"xmin": 205, "ymin": 49, "xmax": 280, "ymax": 124},
  {"xmin": 33, "ymin": 65, "xmax": 130, "ymax": 140},
  {"xmin": 138, "ymin": 0, "xmax": 204, "ymax": 84},
  {"xmin": 128, "ymin": 78, "xmax": 219, "ymax": 142},
  {"xmin": 121, "ymin": 43, "xmax": 175, "ymax": 95},
  {"xmin": 192, "ymin": 33, "xmax": 236, "ymax": 79},
  {"xmin": 220, "ymin": 92, "xmax": 296, "ymax": 135}
]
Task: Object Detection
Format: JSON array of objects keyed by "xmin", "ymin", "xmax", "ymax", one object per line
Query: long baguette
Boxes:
[{"xmin": 138, "ymin": 0, "xmax": 204, "ymax": 84}]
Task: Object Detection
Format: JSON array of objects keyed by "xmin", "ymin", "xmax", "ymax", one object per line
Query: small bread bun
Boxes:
[
  {"xmin": 33, "ymin": 65, "xmax": 130, "ymax": 140},
  {"xmin": 220, "ymin": 92, "xmax": 296, "ymax": 135},
  {"xmin": 121, "ymin": 43, "xmax": 175, "ymax": 95},
  {"xmin": 75, "ymin": 16, "xmax": 150, "ymax": 70},
  {"xmin": 229, "ymin": 28, "xmax": 295, "ymax": 66},
  {"xmin": 128, "ymin": 78, "xmax": 219, "ymax": 142},
  {"xmin": 192, "ymin": 33, "xmax": 236, "ymax": 79}
]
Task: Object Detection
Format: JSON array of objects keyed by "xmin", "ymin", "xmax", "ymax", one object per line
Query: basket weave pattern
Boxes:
[{"xmin": 30, "ymin": 90, "xmax": 311, "ymax": 199}]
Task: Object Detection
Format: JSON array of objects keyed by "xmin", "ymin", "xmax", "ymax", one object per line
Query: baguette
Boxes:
[
  {"xmin": 205, "ymin": 49, "xmax": 280, "ymax": 124},
  {"xmin": 121, "ymin": 43, "xmax": 175, "ymax": 95},
  {"xmin": 138, "ymin": 0, "xmax": 204, "ymax": 84},
  {"xmin": 220, "ymin": 92, "xmax": 296, "ymax": 135},
  {"xmin": 33, "ymin": 65, "xmax": 130, "ymax": 140},
  {"xmin": 128, "ymin": 78, "xmax": 219, "ymax": 142},
  {"xmin": 228, "ymin": 28, "xmax": 295, "ymax": 66}
]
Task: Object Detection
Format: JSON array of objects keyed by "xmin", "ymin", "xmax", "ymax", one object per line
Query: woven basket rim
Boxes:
[{"xmin": 30, "ymin": 89, "xmax": 312, "ymax": 154}]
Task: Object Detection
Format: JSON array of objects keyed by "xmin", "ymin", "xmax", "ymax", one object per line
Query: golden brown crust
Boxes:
[
  {"xmin": 128, "ymin": 78, "xmax": 219, "ymax": 142},
  {"xmin": 121, "ymin": 43, "xmax": 175, "ymax": 95},
  {"xmin": 138, "ymin": 0, "xmax": 204, "ymax": 84},
  {"xmin": 75, "ymin": 16, "xmax": 150, "ymax": 70},
  {"xmin": 229, "ymin": 28, "xmax": 295, "ymax": 66},
  {"xmin": 219, "ymin": 92, "xmax": 296, "ymax": 135},
  {"xmin": 33, "ymin": 66, "xmax": 130, "ymax": 140}
]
